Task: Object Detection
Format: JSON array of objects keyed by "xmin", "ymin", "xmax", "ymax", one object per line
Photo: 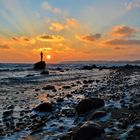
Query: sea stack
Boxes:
[
  {"xmin": 34, "ymin": 52, "xmax": 46, "ymax": 70},
  {"xmin": 34, "ymin": 61, "xmax": 46, "ymax": 70}
]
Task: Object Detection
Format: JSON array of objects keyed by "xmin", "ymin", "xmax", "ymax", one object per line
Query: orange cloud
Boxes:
[
  {"xmin": 110, "ymin": 25, "xmax": 138, "ymax": 37},
  {"xmin": 77, "ymin": 33, "xmax": 101, "ymax": 43},
  {"xmin": 0, "ymin": 45, "xmax": 10, "ymax": 49},
  {"xmin": 49, "ymin": 22, "xmax": 65, "ymax": 32},
  {"xmin": 36, "ymin": 34, "xmax": 65, "ymax": 42},
  {"xmin": 49, "ymin": 18, "xmax": 78, "ymax": 32},
  {"xmin": 104, "ymin": 38, "xmax": 140, "ymax": 46},
  {"xmin": 33, "ymin": 47, "xmax": 52, "ymax": 53},
  {"xmin": 12, "ymin": 36, "xmax": 36, "ymax": 44}
]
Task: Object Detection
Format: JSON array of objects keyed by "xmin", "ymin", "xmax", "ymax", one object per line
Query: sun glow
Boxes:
[{"xmin": 46, "ymin": 55, "xmax": 51, "ymax": 60}]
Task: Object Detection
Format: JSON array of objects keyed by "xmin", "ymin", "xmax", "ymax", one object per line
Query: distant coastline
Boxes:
[{"xmin": 60, "ymin": 60, "xmax": 140, "ymax": 64}]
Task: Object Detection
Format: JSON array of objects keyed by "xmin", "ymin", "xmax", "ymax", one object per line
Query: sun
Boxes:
[{"xmin": 46, "ymin": 55, "xmax": 51, "ymax": 60}]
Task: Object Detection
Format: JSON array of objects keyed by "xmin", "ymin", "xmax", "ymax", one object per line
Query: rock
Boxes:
[
  {"xmin": 73, "ymin": 121, "xmax": 104, "ymax": 140},
  {"xmin": 40, "ymin": 70, "xmax": 49, "ymax": 75},
  {"xmin": 3, "ymin": 110, "xmax": 13, "ymax": 117},
  {"xmin": 33, "ymin": 102, "xmax": 52, "ymax": 112},
  {"xmin": 76, "ymin": 98, "xmax": 104, "ymax": 114},
  {"xmin": 81, "ymin": 65, "xmax": 97, "ymax": 70},
  {"xmin": 26, "ymin": 74, "xmax": 34, "ymax": 77},
  {"xmin": 87, "ymin": 111, "xmax": 107, "ymax": 120},
  {"xmin": 7, "ymin": 105, "xmax": 14, "ymax": 110},
  {"xmin": 57, "ymin": 97, "xmax": 64, "ymax": 102},
  {"xmin": 34, "ymin": 61, "xmax": 46, "ymax": 70},
  {"xmin": 63, "ymin": 86, "xmax": 71, "ymax": 89},
  {"xmin": 42, "ymin": 85, "xmax": 56, "ymax": 90},
  {"xmin": 66, "ymin": 94, "xmax": 72, "ymax": 98},
  {"xmin": 130, "ymin": 103, "xmax": 140, "ymax": 110}
]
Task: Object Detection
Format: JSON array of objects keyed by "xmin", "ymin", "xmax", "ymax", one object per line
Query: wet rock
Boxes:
[
  {"xmin": 63, "ymin": 86, "xmax": 71, "ymax": 89},
  {"xmin": 129, "ymin": 103, "xmax": 140, "ymax": 110},
  {"xmin": 87, "ymin": 111, "xmax": 107, "ymax": 120},
  {"xmin": 73, "ymin": 121, "xmax": 104, "ymax": 140},
  {"xmin": 127, "ymin": 125, "xmax": 140, "ymax": 140},
  {"xmin": 42, "ymin": 85, "xmax": 56, "ymax": 90},
  {"xmin": 26, "ymin": 74, "xmax": 34, "ymax": 77},
  {"xmin": 34, "ymin": 61, "xmax": 46, "ymax": 70},
  {"xmin": 40, "ymin": 70, "xmax": 49, "ymax": 75},
  {"xmin": 33, "ymin": 102, "xmax": 52, "ymax": 112},
  {"xmin": 3, "ymin": 110, "xmax": 13, "ymax": 117},
  {"xmin": 57, "ymin": 97, "xmax": 64, "ymax": 102},
  {"xmin": 7, "ymin": 105, "xmax": 14, "ymax": 110},
  {"xmin": 81, "ymin": 65, "xmax": 97, "ymax": 70},
  {"xmin": 66, "ymin": 94, "xmax": 72, "ymax": 98},
  {"xmin": 76, "ymin": 98, "xmax": 104, "ymax": 114}
]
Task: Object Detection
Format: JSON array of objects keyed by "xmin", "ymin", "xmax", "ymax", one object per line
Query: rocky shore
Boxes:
[{"xmin": 0, "ymin": 67, "xmax": 140, "ymax": 140}]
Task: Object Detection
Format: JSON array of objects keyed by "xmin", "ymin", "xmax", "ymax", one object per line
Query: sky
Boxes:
[{"xmin": 0, "ymin": 0, "xmax": 140, "ymax": 63}]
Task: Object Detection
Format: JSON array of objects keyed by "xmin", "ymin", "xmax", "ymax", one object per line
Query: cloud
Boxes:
[
  {"xmin": 42, "ymin": 1, "xmax": 61, "ymax": 14},
  {"xmin": 125, "ymin": 0, "xmax": 140, "ymax": 10},
  {"xmin": 12, "ymin": 37, "xmax": 36, "ymax": 44},
  {"xmin": 77, "ymin": 33, "xmax": 102, "ymax": 43},
  {"xmin": 49, "ymin": 18, "xmax": 78, "ymax": 32},
  {"xmin": 33, "ymin": 47, "xmax": 52, "ymax": 53},
  {"xmin": 110, "ymin": 25, "xmax": 138, "ymax": 37},
  {"xmin": 36, "ymin": 34, "xmax": 64, "ymax": 42},
  {"xmin": 0, "ymin": 45, "xmax": 10, "ymax": 49},
  {"xmin": 104, "ymin": 39, "xmax": 140, "ymax": 46}
]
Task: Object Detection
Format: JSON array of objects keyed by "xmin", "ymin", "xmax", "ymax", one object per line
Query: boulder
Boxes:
[
  {"xmin": 34, "ymin": 61, "xmax": 46, "ymax": 70},
  {"xmin": 81, "ymin": 65, "xmax": 97, "ymax": 70},
  {"xmin": 73, "ymin": 121, "xmax": 104, "ymax": 140},
  {"xmin": 87, "ymin": 111, "xmax": 107, "ymax": 120},
  {"xmin": 76, "ymin": 98, "xmax": 104, "ymax": 115},
  {"xmin": 33, "ymin": 102, "xmax": 52, "ymax": 112},
  {"xmin": 42, "ymin": 85, "xmax": 56, "ymax": 90},
  {"xmin": 41, "ymin": 70, "xmax": 49, "ymax": 75}
]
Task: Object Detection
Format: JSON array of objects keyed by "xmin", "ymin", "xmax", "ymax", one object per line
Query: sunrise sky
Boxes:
[{"xmin": 0, "ymin": 0, "xmax": 140, "ymax": 63}]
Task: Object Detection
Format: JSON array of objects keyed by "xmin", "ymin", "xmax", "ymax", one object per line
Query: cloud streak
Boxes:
[
  {"xmin": 0, "ymin": 45, "xmax": 10, "ymax": 49},
  {"xmin": 36, "ymin": 34, "xmax": 64, "ymax": 42},
  {"xmin": 110, "ymin": 25, "xmax": 138, "ymax": 37},
  {"xmin": 104, "ymin": 39, "xmax": 140, "ymax": 46},
  {"xmin": 49, "ymin": 18, "xmax": 78, "ymax": 32},
  {"xmin": 77, "ymin": 33, "xmax": 102, "ymax": 43}
]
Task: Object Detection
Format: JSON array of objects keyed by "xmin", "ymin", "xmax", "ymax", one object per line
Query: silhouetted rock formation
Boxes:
[
  {"xmin": 33, "ymin": 102, "xmax": 52, "ymax": 112},
  {"xmin": 34, "ymin": 61, "xmax": 46, "ymax": 70}
]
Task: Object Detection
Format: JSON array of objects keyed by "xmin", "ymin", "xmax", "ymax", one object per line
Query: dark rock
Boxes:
[
  {"xmin": 7, "ymin": 105, "xmax": 14, "ymax": 110},
  {"xmin": 42, "ymin": 85, "xmax": 56, "ymax": 90},
  {"xmin": 34, "ymin": 61, "xmax": 46, "ymax": 70},
  {"xmin": 26, "ymin": 74, "xmax": 34, "ymax": 77},
  {"xmin": 57, "ymin": 97, "xmax": 64, "ymax": 102},
  {"xmin": 33, "ymin": 102, "xmax": 52, "ymax": 112},
  {"xmin": 40, "ymin": 70, "xmax": 49, "ymax": 75},
  {"xmin": 66, "ymin": 94, "xmax": 72, "ymax": 98},
  {"xmin": 63, "ymin": 86, "xmax": 71, "ymax": 89},
  {"xmin": 81, "ymin": 65, "xmax": 97, "ymax": 70},
  {"xmin": 87, "ymin": 111, "xmax": 107, "ymax": 120},
  {"xmin": 76, "ymin": 98, "xmax": 104, "ymax": 115},
  {"xmin": 35, "ymin": 88, "xmax": 40, "ymax": 91},
  {"xmin": 73, "ymin": 121, "xmax": 104, "ymax": 140},
  {"xmin": 3, "ymin": 110, "xmax": 13, "ymax": 117}
]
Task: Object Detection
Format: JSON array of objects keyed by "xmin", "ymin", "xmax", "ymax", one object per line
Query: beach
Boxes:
[{"xmin": 0, "ymin": 63, "xmax": 140, "ymax": 140}]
